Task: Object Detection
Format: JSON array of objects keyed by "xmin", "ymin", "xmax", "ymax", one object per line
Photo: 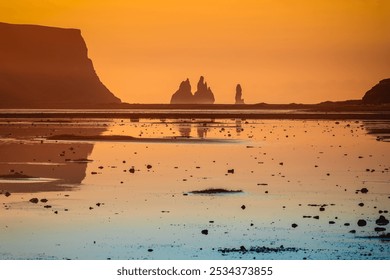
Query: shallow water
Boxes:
[{"xmin": 0, "ymin": 117, "xmax": 389, "ymax": 259}]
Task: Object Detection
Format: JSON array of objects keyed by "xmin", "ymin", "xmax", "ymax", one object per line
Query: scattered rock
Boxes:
[
  {"xmin": 218, "ymin": 245, "xmax": 300, "ymax": 254},
  {"xmin": 146, "ymin": 164, "xmax": 152, "ymax": 169},
  {"xmin": 360, "ymin": 188, "xmax": 369, "ymax": 194},
  {"xmin": 227, "ymin": 169, "xmax": 235, "ymax": 174},
  {"xmin": 239, "ymin": 245, "xmax": 248, "ymax": 252},
  {"xmin": 147, "ymin": 249, "xmax": 153, "ymax": 252},
  {"xmin": 29, "ymin": 198, "xmax": 39, "ymax": 204},
  {"xmin": 40, "ymin": 199, "xmax": 48, "ymax": 203},
  {"xmin": 291, "ymin": 223, "xmax": 298, "ymax": 228},
  {"xmin": 375, "ymin": 215, "xmax": 389, "ymax": 226},
  {"xmin": 374, "ymin": 227, "xmax": 386, "ymax": 232},
  {"xmin": 358, "ymin": 203, "xmax": 364, "ymax": 207},
  {"xmin": 129, "ymin": 167, "xmax": 135, "ymax": 173},
  {"xmin": 201, "ymin": 229, "xmax": 208, "ymax": 235},
  {"xmin": 241, "ymin": 205, "xmax": 246, "ymax": 210},
  {"xmin": 357, "ymin": 219, "xmax": 367, "ymax": 227},
  {"xmin": 5, "ymin": 192, "xmax": 11, "ymax": 197}
]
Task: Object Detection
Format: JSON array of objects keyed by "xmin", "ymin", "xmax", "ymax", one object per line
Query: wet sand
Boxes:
[{"xmin": 0, "ymin": 112, "xmax": 389, "ymax": 260}]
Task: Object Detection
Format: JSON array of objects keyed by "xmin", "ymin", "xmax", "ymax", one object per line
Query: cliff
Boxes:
[
  {"xmin": 362, "ymin": 79, "xmax": 390, "ymax": 104},
  {"xmin": 0, "ymin": 22, "xmax": 121, "ymax": 108},
  {"xmin": 170, "ymin": 76, "xmax": 215, "ymax": 104}
]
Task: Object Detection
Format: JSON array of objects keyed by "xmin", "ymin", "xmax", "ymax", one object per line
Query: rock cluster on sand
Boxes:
[
  {"xmin": 170, "ymin": 76, "xmax": 215, "ymax": 104},
  {"xmin": 362, "ymin": 78, "xmax": 390, "ymax": 104}
]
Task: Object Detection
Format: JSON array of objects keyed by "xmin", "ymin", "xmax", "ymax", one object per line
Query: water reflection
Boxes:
[
  {"xmin": 235, "ymin": 119, "xmax": 243, "ymax": 135},
  {"xmin": 0, "ymin": 120, "xmax": 106, "ymax": 193},
  {"xmin": 363, "ymin": 120, "xmax": 390, "ymax": 142},
  {"xmin": 197, "ymin": 125, "xmax": 208, "ymax": 138},
  {"xmin": 1, "ymin": 117, "xmax": 389, "ymax": 260},
  {"xmin": 178, "ymin": 125, "xmax": 191, "ymax": 137}
]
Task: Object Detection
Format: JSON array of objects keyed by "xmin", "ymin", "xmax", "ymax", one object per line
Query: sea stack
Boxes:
[
  {"xmin": 170, "ymin": 76, "xmax": 215, "ymax": 104},
  {"xmin": 170, "ymin": 78, "xmax": 193, "ymax": 104},
  {"xmin": 235, "ymin": 84, "xmax": 245, "ymax": 104},
  {"xmin": 0, "ymin": 22, "xmax": 121, "ymax": 108},
  {"xmin": 362, "ymin": 78, "xmax": 390, "ymax": 104},
  {"xmin": 193, "ymin": 76, "xmax": 215, "ymax": 104}
]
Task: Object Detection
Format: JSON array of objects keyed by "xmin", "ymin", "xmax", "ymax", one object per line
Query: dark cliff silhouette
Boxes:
[
  {"xmin": 235, "ymin": 84, "xmax": 245, "ymax": 104},
  {"xmin": 0, "ymin": 22, "xmax": 121, "ymax": 108},
  {"xmin": 170, "ymin": 76, "xmax": 215, "ymax": 104},
  {"xmin": 362, "ymin": 79, "xmax": 390, "ymax": 104}
]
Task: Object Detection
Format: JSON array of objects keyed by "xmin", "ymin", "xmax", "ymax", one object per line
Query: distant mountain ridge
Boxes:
[{"xmin": 0, "ymin": 22, "xmax": 121, "ymax": 108}]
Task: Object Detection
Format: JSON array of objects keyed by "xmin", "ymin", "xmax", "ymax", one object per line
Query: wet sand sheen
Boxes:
[{"xmin": 0, "ymin": 115, "xmax": 389, "ymax": 259}]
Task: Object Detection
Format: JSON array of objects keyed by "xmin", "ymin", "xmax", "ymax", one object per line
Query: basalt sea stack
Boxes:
[
  {"xmin": 170, "ymin": 76, "xmax": 215, "ymax": 104},
  {"xmin": 0, "ymin": 22, "xmax": 121, "ymax": 108}
]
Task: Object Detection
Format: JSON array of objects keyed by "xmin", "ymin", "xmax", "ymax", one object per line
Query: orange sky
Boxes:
[{"xmin": 1, "ymin": 0, "xmax": 389, "ymax": 104}]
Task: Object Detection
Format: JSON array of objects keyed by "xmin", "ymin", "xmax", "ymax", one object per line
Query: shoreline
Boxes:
[{"xmin": 1, "ymin": 111, "xmax": 390, "ymax": 120}]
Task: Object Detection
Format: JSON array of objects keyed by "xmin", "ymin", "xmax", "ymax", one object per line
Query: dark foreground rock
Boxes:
[
  {"xmin": 375, "ymin": 215, "xmax": 389, "ymax": 226},
  {"xmin": 219, "ymin": 245, "xmax": 301, "ymax": 254},
  {"xmin": 189, "ymin": 188, "xmax": 242, "ymax": 194}
]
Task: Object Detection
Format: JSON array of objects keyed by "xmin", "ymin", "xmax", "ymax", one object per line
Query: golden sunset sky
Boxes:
[{"xmin": 1, "ymin": 0, "xmax": 389, "ymax": 104}]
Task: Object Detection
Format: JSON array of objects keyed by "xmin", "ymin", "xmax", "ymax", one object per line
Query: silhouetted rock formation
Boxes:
[
  {"xmin": 235, "ymin": 84, "xmax": 245, "ymax": 104},
  {"xmin": 170, "ymin": 76, "xmax": 215, "ymax": 104},
  {"xmin": 170, "ymin": 79, "xmax": 193, "ymax": 104},
  {"xmin": 193, "ymin": 76, "xmax": 215, "ymax": 104},
  {"xmin": 362, "ymin": 79, "xmax": 390, "ymax": 104},
  {"xmin": 0, "ymin": 22, "xmax": 121, "ymax": 108}
]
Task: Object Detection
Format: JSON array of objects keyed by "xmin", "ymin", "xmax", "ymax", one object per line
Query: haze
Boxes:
[{"xmin": 1, "ymin": 0, "xmax": 389, "ymax": 104}]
